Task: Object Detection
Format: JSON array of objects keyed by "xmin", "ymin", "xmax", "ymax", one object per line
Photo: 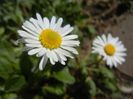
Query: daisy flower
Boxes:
[
  {"xmin": 18, "ymin": 13, "xmax": 80, "ymax": 70},
  {"xmin": 92, "ymin": 34, "xmax": 126, "ymax": 68}
]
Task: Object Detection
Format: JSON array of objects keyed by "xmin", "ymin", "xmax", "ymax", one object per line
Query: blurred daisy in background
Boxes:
[
  {"xmin": 18, "ymin": 13, "xmax": 80, "ymax": 70},
  {"xmin": 92, "ymin": 34, "xmax": 127, "ymax": 68}
]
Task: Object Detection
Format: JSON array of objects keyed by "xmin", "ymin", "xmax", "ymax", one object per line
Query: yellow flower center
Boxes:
[
  {"xmin": 39, "ymin": 29, "xmax": 62, "ymax": 49},
  {"xmin": 104, "ymin": 44, "xmax": 116, "ymax": 56}
]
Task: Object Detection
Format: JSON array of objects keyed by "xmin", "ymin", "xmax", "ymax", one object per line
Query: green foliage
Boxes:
[
  {"xmin": 5, "ymin": 75, "xmax": 26, "ymax": 92},
  {"xmin": 43, "ymin": 84, "xmax": 65, "ymax": 95},
  {"xmin": 0, "ymin": 0, "xmax": 130, "ymax": 98},
  {"xmin": 52, "ymin": 67, "xmax": 75, "ymax": 84},
  {"xmin": 85, "ymin": 77, "xmax": 96, "ymax": 96},
  {"xmin": 0, "ymin": 27, "xmax": 5, "ymax": 36}
]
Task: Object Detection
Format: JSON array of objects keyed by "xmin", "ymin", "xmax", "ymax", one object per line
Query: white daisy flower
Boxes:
[
  {"xmin": 18, "ymin": 13, "xmax": 80, "ymax": 70},
  {"xmin": 92, "ymin": 34, "xmax": 127, "ymax": 68}
]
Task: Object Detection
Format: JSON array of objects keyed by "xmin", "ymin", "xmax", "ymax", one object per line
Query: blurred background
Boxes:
[{"xmin": 0, "ymin": 0, "xmax": 133, "ymax": 99}]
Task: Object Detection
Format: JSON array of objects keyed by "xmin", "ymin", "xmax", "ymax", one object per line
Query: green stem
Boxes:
[{"xmin": 88, "ymin": 56, "xmax": 103, "ymax": 67}]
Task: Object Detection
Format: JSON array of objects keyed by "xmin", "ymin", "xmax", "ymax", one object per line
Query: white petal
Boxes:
[
  {"xmin": 23, "ymin": 21, "xmax": 39, "ymax": 34},
  {"xmin": 110, "ymin": 37, "xmax": 119, "ymax": 45},
  {"xmin": 114, "ymin": 56, "xmax": 122, "ymax": 65},
  {"xmin": 107, "ymin": 33, "xmax": 113, "ymax": 43},
  {"xmin": 24, "ymin": 39, "xmax": 40, "ymax": 44},
  {"xmin": 116, "ymin": 47, "xmax": 127, "ymax": 52},
  {"xmin": 50, "ymin": 16, "xmax": 56, "ymax": 29},
  {"xmin": 116, "ymin": 56, "xmax": 125, "ymax": 63},
  {"xmin": 110, "ymin": 58, "xmax": 114, "ymax": 67},
  {"xmin": 106, "ymin": 56, "xmax": 112, "ymax": 67},
  {"xmin": 51, "ymin": 51, "xmax": 59, "ymax": 62},
  {"xmin": 60, "ymin": 24, "xmax": 70, "ymax": 34},
  {"xmin": 36, "ymin": 48, "xmax": 47, "ymax": 57},
  {"xmin": 50, "ymin": 57, "xmax": 55, "ymax": 65},
  {"xmin": 115, "ymin": 52, "xmax": 126, "ymax": 57},
  {"xmin": 62, "ymin": 40, "xmax": 80, "ymax": 46},
  {"xmin": 23, "ymin": 46, "xmax": 33, "ymax": 51},
  {"xmin": 61, "ymin": 46, "xmax": 78, "ymax": 54},
  {"xmin": 112, "ymin": 57, "xmax": 117, "ymax": 67},
  {"xmin": 18, "ymin": 30, "xmax": 38, "ymax": 40},
  {"xmin": 54, "ymin": 50, "xmax": 66, "ymax": 65},
  {"xmin": 94, "ymin": 36, "xmax": 105, "ymax": 46},
  {"xmin": 116, "ymin": 40, "xmax": 122, "ymax": 45},
  {"xmin": 23, "ymin": 28, "xmax": 39, "ymax": 37},
  {"xmin": 46, "ymin": 50, "xmax": 55, "ymax": 65},
  {"xmin": 54, "ymin": 49, "xmax": 67, "ymax": 61},
  {"xmin": 55, "ymin": 18, "xmax": 63, "ymax": 30},
  {"xmin": 36, "ymin": 13, "xmax": 45, "ymax": 29},
  {"xmin": 61, "ymin": 61, "xmax": 66, "ymax": 65},
  {"xmin": 43, "ymin": 17, "xmax": 49, "ymax": 28},
  {"xmin": 29, "ymin": 18, "xmax": 42, "ymax": 32},
  {"xmin": 28, "ymin": 48, "xmax": 42, "ymax": 55},
  {"xmin": 93, "ymin": 43, "xmax": 104, "ymax": 49},
  {"xmin": 39, "ymin": 55, "xmax": 48, "ymax": 70},
  {"xmin": 101, "ymin": 34, "xmax": 107, "ymax": 43},
  {"xmin": 62, "ymin": 27, "xmax": 74, "ymax": 36},
  {"xmin": 63, "ymin": 35, "xmax": 78, "ymax": 40},
  {"xmin": 26, "ymin": 43, "xmax": 42, "ymax": 47},
  {"xmin": 57, "ymin": 48, "xmax": 74, "ymax": 58},
  {"xmin": 23, "ymin": 21, "xmax": 36, "ymax": 30}
]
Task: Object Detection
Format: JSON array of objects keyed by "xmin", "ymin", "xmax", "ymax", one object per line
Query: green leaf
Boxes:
[
  {"xmin": 0, "ymin": 27, "xmax": 5, "ymax": 36},
  {"xmin": 88, "ymin": 25, "xmax": 96, "ymax": 34},
  {"xmin": 34, "ymin": 95, "xmax": 43, "ymax": 99},
  {"xmin": 0, "ymin": 85, "xmax": 4, "ymax": 95},
  {"xmin": 43, "ymin": 84, "xmax": 65, "ymax": 95},
  {"xmin": 85, "ymin": 77, "xmax": 96, "ymax": 96},
  {"xmin": 0, "ymin": 41, "xmax": 19, "ymax": 80},
  {"xmin": 104, "ymin": 79, "xmax": 117, "ymax": 92},
  {"xmin": 20, "ymin": 52, "xmax": 33, "ymax": 79},
  {"xmin": 0, "ymin": 72, "xmax": 9, "ymax": 80},
  {"xmin": 1, "ymin": 94, "xmax": 17, "ymax": 99},
  {"xmin": 5, "ymin": 75, "xmax": 26, "ymax": 92},
  {"xmin": 99, "ymin": 66, "xmax": 114, "ymax": 79},
  {"xmin": 52, "ymin": 67, "xmax": 75, "ymax": 84}
]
